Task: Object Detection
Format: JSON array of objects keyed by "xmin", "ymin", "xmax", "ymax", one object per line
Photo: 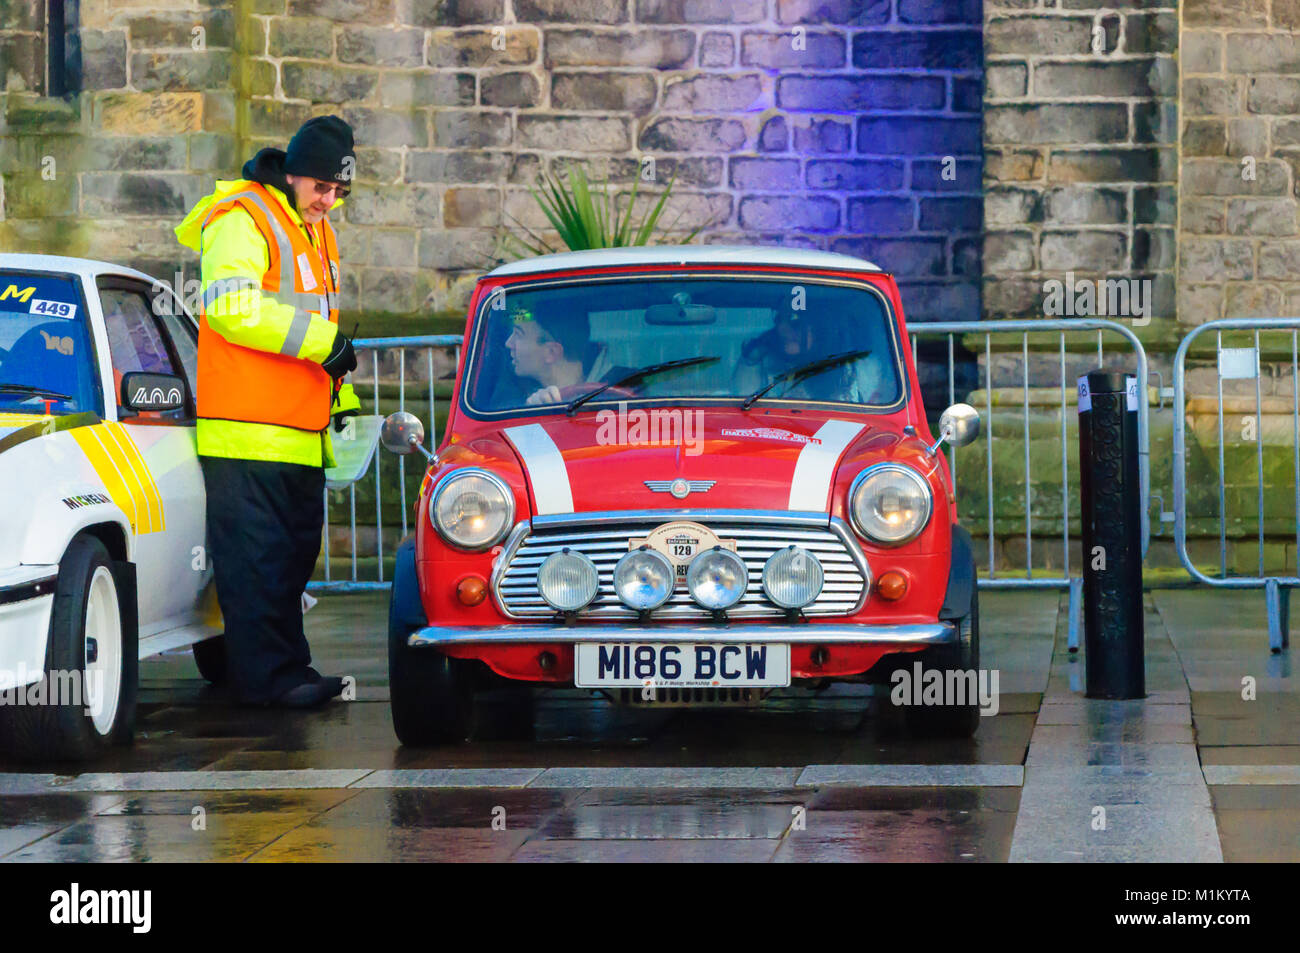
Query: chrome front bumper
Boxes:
[{"xmin": 407, "ymin": 622, "xmax": 956, "ymax": 647}]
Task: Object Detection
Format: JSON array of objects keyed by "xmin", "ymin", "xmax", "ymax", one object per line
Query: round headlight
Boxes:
[
  {"xmin": 429, "ymin": 469, "xmax": 514, "ymax": 550},
  {"xmin": 613, "ymin": 547, "xmax": 675, "ymax": 611},
  {"xmin": 537, "ymin": 548, "xmax": 599, "ymax": 612},
  {"xmin": 762, "ymin": 546, "xmax": 824, "ymax": 609},
  {"xmin": 849, "ymin": 464, "xmax": 933, "ymax": 545},
  {"xmin": 686, "ymin": 546, "xmax": 748, "ymax": 610}
]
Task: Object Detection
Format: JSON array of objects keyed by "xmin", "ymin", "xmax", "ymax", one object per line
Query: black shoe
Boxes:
[
  {"xmin": 318, "ymin": 675, "xmax": 346, "ymax": 699},
  {"xmin": 272, "ymin": 680, "xmax": 335, "ymax": 709}
]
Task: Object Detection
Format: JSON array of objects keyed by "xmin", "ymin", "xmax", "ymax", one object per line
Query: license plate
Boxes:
[{"xmin": 575, "ymin": 642, "xmax": 791, "ymax": 688}]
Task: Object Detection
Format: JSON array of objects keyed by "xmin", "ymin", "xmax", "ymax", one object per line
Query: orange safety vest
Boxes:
[{"xmin": 196, "ymin": 182, "xmax": 340, "ymax": 432}]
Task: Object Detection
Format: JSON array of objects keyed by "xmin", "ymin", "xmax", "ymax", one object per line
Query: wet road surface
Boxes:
[{"xmin": 0, "ymin": 590, "xmax": 1296, "ymax": 861}]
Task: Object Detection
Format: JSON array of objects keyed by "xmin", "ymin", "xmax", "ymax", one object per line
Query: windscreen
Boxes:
[
  {"xmin": 0, "ymin": 271, "xmax": 100, "ymax": 415},
  {"xmin": 465, "ymin": 276, "xmax": 904, "ymax": 414}
]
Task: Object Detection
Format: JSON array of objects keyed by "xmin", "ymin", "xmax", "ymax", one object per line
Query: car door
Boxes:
[{"xmin": 94, "ymin": 277, "xmax": 208, "ymax": 639}]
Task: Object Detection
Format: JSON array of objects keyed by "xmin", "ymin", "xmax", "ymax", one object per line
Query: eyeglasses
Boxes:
[{"xmin": 312, "ymin": 181, "xmax": 351, "ymax": 200}]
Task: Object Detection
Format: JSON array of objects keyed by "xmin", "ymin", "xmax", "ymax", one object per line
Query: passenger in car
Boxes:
[{"xmin": 735, "ymin": 302, "xmax": 889, "ymax": 405}]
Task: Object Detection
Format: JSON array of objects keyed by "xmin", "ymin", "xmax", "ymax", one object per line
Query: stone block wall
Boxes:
[
  {"xmin": 982, "ymin": 0, "xmax": 1177, "ymax": 337},
  {"xmin": 1178, "ymin": 0, "xmax": 1300, "ymax": 328},
  {"xmin": 0, "ymin": 1, "xmax": 44, "ymax": 95},
  {"xmin": 0, "ymin": 0, "xmax": 233, "ymax": 273},
  {"xmin": 3, "ymin": 0, "xmax": 985, "ymax": 324}
]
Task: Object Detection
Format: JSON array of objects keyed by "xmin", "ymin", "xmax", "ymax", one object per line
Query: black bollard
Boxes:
[{"xmin": 1077, "ymin": 370, "xmax": 1145, "ymax": 699}]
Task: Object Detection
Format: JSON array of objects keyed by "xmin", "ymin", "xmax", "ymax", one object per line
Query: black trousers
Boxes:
[{"xmin": 199, "ymin": 455, "xmax": 325, "ymax": 704}]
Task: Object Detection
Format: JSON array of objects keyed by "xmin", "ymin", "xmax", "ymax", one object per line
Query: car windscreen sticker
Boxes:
[
  {"xmin": 39, "ymin": 328, "xmax": 75, "ymax": 353},
  {"xmin": 29, "ymin": 299, "xmax": 77, "ymax": 319},
  {"xmin": 0, "ymin": 273, "xmax": 81, "ymax": 319}
]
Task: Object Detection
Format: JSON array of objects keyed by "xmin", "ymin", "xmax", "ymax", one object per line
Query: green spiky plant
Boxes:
[{"xmin": 497, "ymin": 161, "xmax": 714, "ymax": 261}]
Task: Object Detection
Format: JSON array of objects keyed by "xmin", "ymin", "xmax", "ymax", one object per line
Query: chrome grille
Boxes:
[{"xmin": 494, "ymin": 512, "xmax": 870, "ymax": 620}]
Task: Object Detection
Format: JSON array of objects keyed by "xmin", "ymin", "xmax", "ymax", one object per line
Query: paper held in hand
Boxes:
[{"xmin": 325, "ymin": 414, "xmax": 385, "ymax": 489}]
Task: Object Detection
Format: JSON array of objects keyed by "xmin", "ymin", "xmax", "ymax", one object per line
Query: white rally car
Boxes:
[{"xmin": 0, "ymin": 253, "xmax": 223, "ymax": 761}]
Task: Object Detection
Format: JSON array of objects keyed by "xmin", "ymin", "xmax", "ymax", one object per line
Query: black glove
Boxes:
[
  {"xmin": 321, "ymin": 327, "xmax": 357, "ymax": 379},
  {"xmin": 332, "ymin": 409, "xmax": 360, "ymax": 433}
]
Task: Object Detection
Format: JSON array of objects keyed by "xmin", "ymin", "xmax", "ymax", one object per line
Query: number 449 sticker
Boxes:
[{"xmin": 29, "ymin": 299, "xmax": 77, "ymax": 318}]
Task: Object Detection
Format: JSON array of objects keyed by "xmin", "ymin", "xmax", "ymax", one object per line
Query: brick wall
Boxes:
[{"xmin": 982, "ymin": 0, "xmax": 1177, "ymax": 339}]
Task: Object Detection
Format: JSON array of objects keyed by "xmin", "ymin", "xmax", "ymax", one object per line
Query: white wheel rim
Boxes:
[{"xmin": 84, "ymin": 566, "xmax": 123, "ymax": 736}]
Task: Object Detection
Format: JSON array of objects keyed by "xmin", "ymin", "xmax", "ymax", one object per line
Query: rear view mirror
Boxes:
[
  {"xmin": 121, "ymin": 372, "xmax": 186, "ymax": 412},
  {"xmin": 645, "ymin": 303, "xmax": 717, "ymax": 325}
]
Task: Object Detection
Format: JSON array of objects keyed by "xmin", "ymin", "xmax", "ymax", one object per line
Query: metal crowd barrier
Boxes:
[
  {"xmin": 310, "ymin": 334, "xmax": 463, "ymax": 593},
  {"xmin": 909, "ymin": 319, "xmax": 1151, "ymax": 650},
  {"xmin": 1173, "ymin": 318, "xmax": 1300, "ymax": 652}
]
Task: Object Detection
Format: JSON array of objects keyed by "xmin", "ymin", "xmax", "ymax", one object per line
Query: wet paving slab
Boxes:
[
  {"xmin": 1, "ymin": 588, "xmax": 1296, "ymax": 861},
  {"xmin": 1152, "ymin": 590, "xmax": 1300, "ymax": 863},
  {"xmin": 0, "ymin": 592, "xmax": 1048, "ymax": 861},
  {"xmin": 0, "ymin": 785, "xmax": 1026, "ymax": 863}
]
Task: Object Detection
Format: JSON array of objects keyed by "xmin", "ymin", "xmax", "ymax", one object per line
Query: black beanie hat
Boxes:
[{"xmin": 284, "ymin": 115, "xmax": 356, "ymax": 185}]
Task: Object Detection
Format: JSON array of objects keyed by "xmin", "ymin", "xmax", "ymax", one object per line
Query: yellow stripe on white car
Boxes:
[
  {"xmin": 100, "ymin": 422, "xmax": 165, "ymax": 532},
  {"xmin": 70, "ymin": 424, "xmax": 166, "ymax": 534}
]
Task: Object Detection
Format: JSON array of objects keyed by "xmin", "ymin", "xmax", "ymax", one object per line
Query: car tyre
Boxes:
[
  {"xmin": 387, "ymin": 591, "xmax": 474, "ymax": 746},
  {"xmin": 192, "ymin": 634, "xmax": 227, "ymax": 684},
  {"xmin": 901, "ymin": 588, "xmax": 981, "ymax": 739},
  {"xmin": 472, "ymin": 684, "xmax": 536, "ymax": 742},
  {"xmin": 0, "ymin": 536, "xmax": 137, "ymax": 761}
]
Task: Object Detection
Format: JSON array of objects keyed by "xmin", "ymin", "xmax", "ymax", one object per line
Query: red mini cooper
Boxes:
[{"xmin": 382, "ymin": 246, "xmax": 981, "ymax": 743}]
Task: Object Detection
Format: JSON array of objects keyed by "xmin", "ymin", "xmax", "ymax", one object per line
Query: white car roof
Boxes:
[
  {"xmin": 0, "ymin": 253, "xmax": 164, "ymax": 286},
  {"xmin": 485, "ymin": 245, "xmax": 884, "ymax": 277}
]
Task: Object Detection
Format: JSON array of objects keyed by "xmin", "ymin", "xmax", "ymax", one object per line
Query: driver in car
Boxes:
[
  {"xmin": 736, "ymin": 302, "xmax": 888, "ymax": 405},
  {"xmin": 507, "ymin": 304, "xmax": 613, "ymax": 406}
]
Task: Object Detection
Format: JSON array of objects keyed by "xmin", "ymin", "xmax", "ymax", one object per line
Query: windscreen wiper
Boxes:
[
  {"xmin": 741, "ymin": 349, "xmax": 872, "ymax": 410},
  {"xmin": 0, "ymin": 383, "xmax": 72, "ymax": 401},
  {"xmin": 565, "ymin": 355, "xmax": 720, "ymax": 415}
]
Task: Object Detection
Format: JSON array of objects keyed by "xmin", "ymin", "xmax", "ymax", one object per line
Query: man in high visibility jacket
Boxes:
[{"xmin": 175, "ymin": 115, "xmax": 361, "ymax": 708}]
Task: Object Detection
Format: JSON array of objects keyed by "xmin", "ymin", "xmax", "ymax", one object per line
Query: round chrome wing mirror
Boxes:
[
  {"xmin": 935, "ymin": 403, "xmax": 981, "ymax": 450},
  {"xmin": 381, "ymin": 411, "xmax": 427, "ymax": 456}
]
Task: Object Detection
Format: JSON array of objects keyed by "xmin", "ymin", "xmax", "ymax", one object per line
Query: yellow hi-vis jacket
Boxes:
[{"xmin": 176, "ymin": 178, "xmax": 361, "ymax": 468}]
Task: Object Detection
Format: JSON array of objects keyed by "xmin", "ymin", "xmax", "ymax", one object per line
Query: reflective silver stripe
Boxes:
[
  {"xmin": 504, "ymin": 424, "xmax": 574, "ymax": 515},
  {"xmin": 200, "ymin": 276, "xmax": 257, "ymax": 312},
  {"xmin": 205, "ymin": 190, "xmax": 324, "ymax": 354},
  {"xmin": 787, "ymin": 419, "xmax": 866, "ymax": 511},
  {"xmin": 281, "ymin": 307, "xmax": 314, "ymax": 359}
]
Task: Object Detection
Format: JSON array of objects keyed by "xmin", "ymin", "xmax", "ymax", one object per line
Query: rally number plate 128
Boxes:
[{"xmin": 574, "ymin": 642, "xmax": 791, "ymax": 688}]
